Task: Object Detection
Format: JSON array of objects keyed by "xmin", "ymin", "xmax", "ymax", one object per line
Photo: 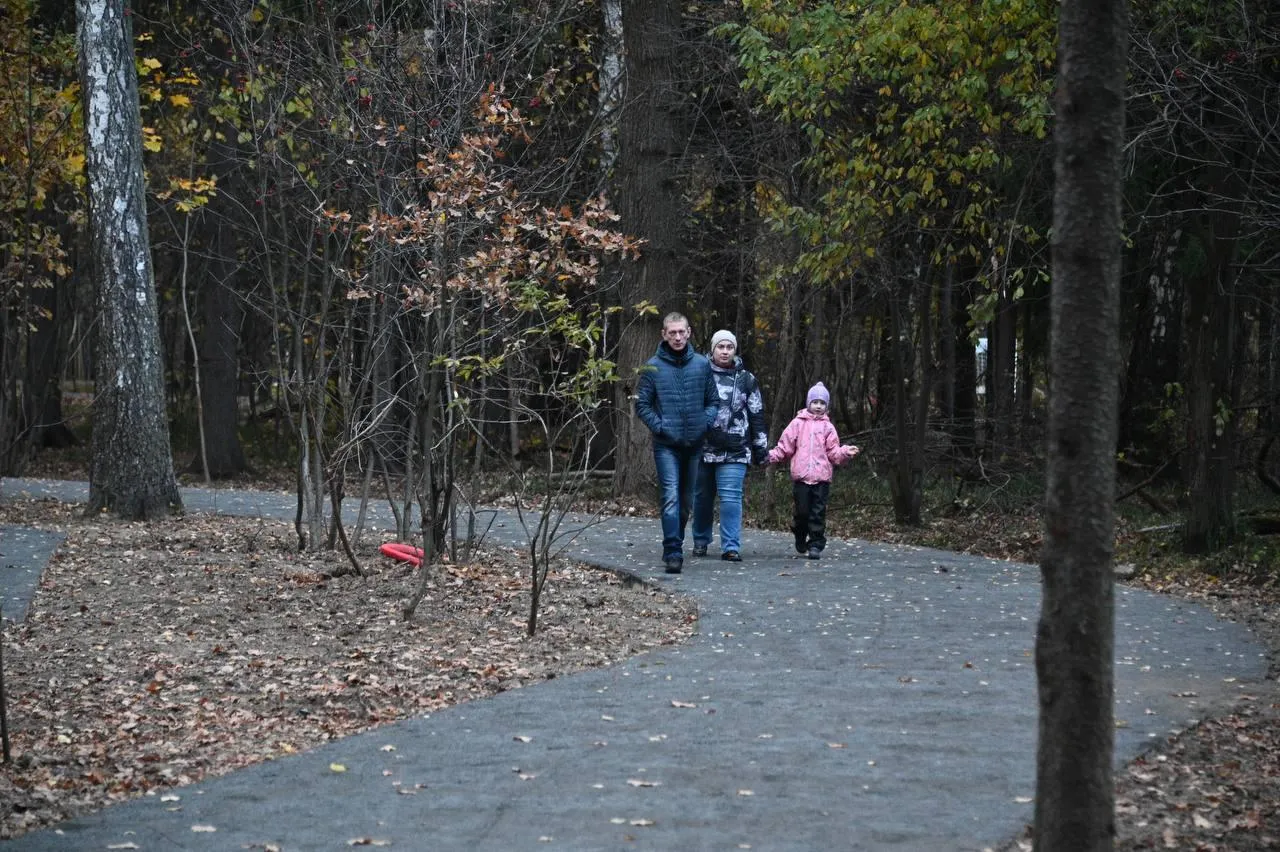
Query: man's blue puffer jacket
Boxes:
[{"xmin": 635, "ymin": 342, "xmax": 717, "ymax": 447}]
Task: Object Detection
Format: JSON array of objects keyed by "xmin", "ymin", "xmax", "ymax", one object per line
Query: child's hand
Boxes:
[{"xmin": 843, "ymin": 444, "xmax": 860, "ymax": 457}]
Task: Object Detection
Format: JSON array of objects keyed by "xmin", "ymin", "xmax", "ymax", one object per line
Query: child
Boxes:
[{"xmin": 767, "ymin": 382, "xmax": 859, "ymax": 560}]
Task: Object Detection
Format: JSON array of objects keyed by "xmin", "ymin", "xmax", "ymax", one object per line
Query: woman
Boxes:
[{"xmin": 691, "ymin": 329, "xmax": 768, "ymax": 562}]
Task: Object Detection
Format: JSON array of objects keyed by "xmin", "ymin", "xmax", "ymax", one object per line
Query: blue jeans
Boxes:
[
  {"xmin": 693, "ymin": 461, "xmax": 747, "ymax": 554},
  {"xmin": 653, "ymin": 444, "xmax": 702, "ymax": 559}
]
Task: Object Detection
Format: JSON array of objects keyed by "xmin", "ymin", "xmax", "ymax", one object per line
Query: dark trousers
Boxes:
[{"xmin": 792, "ymin": 481, "xmax": 831, "ymax": 552}]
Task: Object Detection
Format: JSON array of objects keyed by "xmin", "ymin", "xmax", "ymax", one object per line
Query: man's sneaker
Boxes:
[
  {"xmin": 664, "ymin": 557, "xmax": 683, "ymax": 574},
  {"xmin": 721, "ymin": 550, "xmax": 742, "ymax": 562},
  {"xmin": 807, "ymin": 547, "xmax": 821, "ymax": 560},
  {"xmin": 692, "ymin": 545, "xmax": 708, "ymax": 557}
]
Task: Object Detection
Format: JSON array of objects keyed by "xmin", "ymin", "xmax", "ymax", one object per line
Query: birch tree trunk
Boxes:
[{"xmin": 78, "ymin": 0, "xmax": 182, "ymax": 519}]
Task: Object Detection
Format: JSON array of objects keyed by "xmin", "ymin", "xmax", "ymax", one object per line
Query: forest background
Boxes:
[
  {"xmin": 0, "ymin": 0, "xmax": 1279, "ymax": 846},
  {"xmin": 2, "ymin": 0, "xmax": 1278, "ymax": 564}
]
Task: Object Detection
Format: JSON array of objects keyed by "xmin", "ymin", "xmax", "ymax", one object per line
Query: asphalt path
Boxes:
[{"xmin": 0, "ymin": 477, "xmax": 1268, "ymax": 851}]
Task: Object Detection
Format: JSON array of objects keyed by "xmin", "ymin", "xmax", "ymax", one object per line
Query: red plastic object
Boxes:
[{"xmin": 379, "ymin": 542, "xmax": 424, "ymax": 566}]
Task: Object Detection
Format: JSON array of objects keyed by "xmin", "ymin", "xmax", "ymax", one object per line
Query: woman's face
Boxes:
[{"xmin": 712, "ymin": 340, "xmax": 736, "ymax": 367}]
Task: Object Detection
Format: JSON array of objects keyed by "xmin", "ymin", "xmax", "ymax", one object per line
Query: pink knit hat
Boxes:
[{"xmin": 806, "ymin": 382, "xmax": 830, "ymax": 405}]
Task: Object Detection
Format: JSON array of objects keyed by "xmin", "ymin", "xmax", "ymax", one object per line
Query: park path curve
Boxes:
[{"xmin": 0, "ymin": 477, "xmax": 1268, "ymax": 851}]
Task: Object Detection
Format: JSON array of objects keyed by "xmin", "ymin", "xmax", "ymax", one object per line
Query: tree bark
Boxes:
[
  {"xmin": 195, "ymin": 221, "xmax": 247, "ymax": 478},
  {"xmin": 78, "ymin": 0, "xmax": 182, "ymax": 519},
  {"xmin": 1034, "ymin": 0, "xmax": 1127, "ymax": 848},
  {"xmin": 611, "ymin": 0, "xmax": 686, "ymax": 497},
  {"xmin": 1181, "ymin": 213, "xmax": 1241, "ymax": 554}
]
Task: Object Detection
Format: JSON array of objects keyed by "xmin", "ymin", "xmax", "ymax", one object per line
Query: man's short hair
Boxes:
[{"xmin": 662, "ymin": 312, "xmax": 689, "ymax": 330}]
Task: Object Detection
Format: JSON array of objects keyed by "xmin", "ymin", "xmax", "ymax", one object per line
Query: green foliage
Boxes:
[
  {"xmin": 721, "ymin": 0, "xmax": 1056, "ymax": 283},
  {"xmin": 0, "ymin": 0, "xmax": 80, "ymax": 303}
]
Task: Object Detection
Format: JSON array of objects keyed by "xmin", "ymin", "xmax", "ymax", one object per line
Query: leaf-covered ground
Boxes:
[{"xmin": 0, "ymin": 499, "xmax": 696, "ymax": 839}]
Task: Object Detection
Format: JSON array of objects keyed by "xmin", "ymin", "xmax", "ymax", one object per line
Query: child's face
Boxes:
[{"xmin": 807, "ymin": 399, "xmax": 827, "ymax": 415}]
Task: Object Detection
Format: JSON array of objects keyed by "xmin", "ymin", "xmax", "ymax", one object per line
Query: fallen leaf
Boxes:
[
  {"xmin": 737, "ymin": 789, "xmax": 754, "ymax": 796},
  {"xmin": 347, "ymin": 839, "xmax": 391, "ymax": 847},
  {"xmin": 191, "ymin": 824, "xmax": 217, "ymax": 833},
  {"xmin": 627, "ymin": 778, "xmax": 661, "ymax": 787},
  {"xmin": 630, "ymin": 819, "xmax": 655, "ymax": 826},
  {"xmin": 513, "ymin": 735, "xmax": 532, "ymax": 743},
  {"xmin": 670, "ymin": 700, "xmax": 697, "ymax": 709},
  {"xmin": 330, "ymin": 763, "xmax": 348, "ymax": 773}
]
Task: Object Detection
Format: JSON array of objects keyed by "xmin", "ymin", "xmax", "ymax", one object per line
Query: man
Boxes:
[{"xmin": 635, "ymin": 312, "xmax": 718, "ymax": 573}]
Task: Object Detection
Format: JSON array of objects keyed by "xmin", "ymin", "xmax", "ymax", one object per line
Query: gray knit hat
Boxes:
[{"xmin": 710, "ymin": 329, "xmax": 737, "ymax": 350}]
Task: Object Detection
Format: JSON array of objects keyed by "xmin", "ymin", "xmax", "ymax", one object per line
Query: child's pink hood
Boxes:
[{"xmin": 767, "ymin": 409, "xmax": 856, "ymax": 484}]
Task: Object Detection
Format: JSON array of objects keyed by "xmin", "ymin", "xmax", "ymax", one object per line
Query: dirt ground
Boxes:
[{"xmin": 0, "ymin": 491, "xmax": 1277, "ymax": 848}]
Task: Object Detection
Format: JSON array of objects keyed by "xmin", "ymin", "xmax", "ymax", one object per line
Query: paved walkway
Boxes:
[{"xmin": 0, "ymin": 477, "xmax": 1269, "ymax": 851}]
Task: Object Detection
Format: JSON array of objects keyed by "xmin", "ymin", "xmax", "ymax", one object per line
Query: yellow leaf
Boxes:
[
  {"xmin": 169, "ymin": 94, "xmax": 192, "ymax": 108},
  {"xmin": 330, "ymin": 762, "xmax": 347, "ymax": 773},
  {"xmin": 142, "ymin": 57, "xmax": 162, "ymax": 70}
]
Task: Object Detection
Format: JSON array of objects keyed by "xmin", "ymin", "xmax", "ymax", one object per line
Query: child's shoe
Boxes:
[
  {"xmin": 794, "ymin": 529, "xmax": 807, "ymax": 554},
  {"xmin": 807, "ymin": 546, "xmax": 821, "ymax": 560}
]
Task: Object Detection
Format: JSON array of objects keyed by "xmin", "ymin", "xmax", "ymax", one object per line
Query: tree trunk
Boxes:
[
  {"xmin": 888, "ymin": 281, "xmax": 924, "ymax": 525},
  {"xmin": 987, "ymin": 275, "xmax": 1017, "ymax": 458},
  {"xmin": 78, "ymin": 0, "xmax": 182, "ymax": 519},
  {"xmin": 611, "ymin": 0, "xmax": 686, "ymax": 497},
  {"xmin": 195, "ymin": 222, "xmax": 247, "ymax": 478},
  {"xmin": 23, "ymin": 270, "xmax": 77, "ymax": 450},
  {"xmin": 1034, "ymin": 0, "xmax": 1126, "ymax": 848},
  {"xmin": 1181, "ymin": 219, "xmax": 1241, "ymax": 554},
  {"xmin": 951, "ymin": 270, "xmax": 978, "ymax": 460},
  {"xmin": 1118, "ymin": 227, "xmax": 1182, "ymax": 468}
]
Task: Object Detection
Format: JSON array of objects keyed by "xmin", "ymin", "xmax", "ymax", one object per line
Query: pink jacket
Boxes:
[{"xmin": 768, "ymin": 409, "xmax": 857, "ymax": 484}]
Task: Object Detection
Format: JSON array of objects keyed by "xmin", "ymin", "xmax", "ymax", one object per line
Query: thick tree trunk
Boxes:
[
  {"xmin": 1181, "ymin": 218, "xmax": 1241, "ymax": 554},
  {"xmin": 611, "ymin": 0, "xmax": 687, "ymax": 497},
  {"xmin": 78, "ymin": 0, "xmax": 182, "ymax": 519},
  {"xmin": 1034, "ymin": 0, "xmax": 1126, "ymax": 848}
]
